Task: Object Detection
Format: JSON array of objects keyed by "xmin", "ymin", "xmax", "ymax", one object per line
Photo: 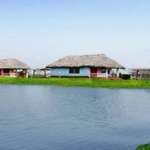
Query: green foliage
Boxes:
[
  {"xmin": 119, "ymin": 74, "xmax": 131, "ymax": 80},
  {"xmin": 136, "ymin": 144, "xmax": 150, "ymax": 150},
  {"xmin": 0, "ymin": 77, "xmax": 150, "ymax": 88}
]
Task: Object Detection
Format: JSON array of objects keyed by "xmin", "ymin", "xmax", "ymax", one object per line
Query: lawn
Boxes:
[{"xmin": 0, "ymin": 77, "xmax": 150, "ymax": 88}]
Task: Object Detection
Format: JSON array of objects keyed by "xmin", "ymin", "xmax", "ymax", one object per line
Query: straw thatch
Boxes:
[
  {"xmin": 0, "ymin": 58, "xmax": 30, "ymax": 69},
  {"xmin": 46, "ymin": 54, "xmax": 124, "ymax": 68}
]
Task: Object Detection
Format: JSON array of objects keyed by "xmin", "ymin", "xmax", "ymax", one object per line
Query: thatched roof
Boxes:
[
  {"xmin": 46, "ymin": 54, "xmax": 124, "ymax": 68},
  {"xmin": 0, "ymin": 58, "xmax": 30, "ymax": 69}
]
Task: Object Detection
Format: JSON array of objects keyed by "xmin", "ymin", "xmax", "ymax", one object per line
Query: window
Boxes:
[
  {"xmin": 101, "ymin": 68, "xmax": 106, "ymax": 73},
  {"xmin": 69, "ymin": 67, "xmax": 80, "ymax": 74},
  {"xmin": 3, "ymin": 69, "xmax": 10, "ymax": 74}
]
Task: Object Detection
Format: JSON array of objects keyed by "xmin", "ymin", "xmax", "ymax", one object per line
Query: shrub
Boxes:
[
  {"xmin": 136, "ymin": 144, "xmax": 150, "ymax": 150},
  {"xmin": 119, "ymin": 74, "xmax": 131, "ymax": 80}
]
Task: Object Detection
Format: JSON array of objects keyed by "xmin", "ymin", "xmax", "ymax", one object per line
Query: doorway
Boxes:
[{"xmin": 90, "ymin": 67, "xmax": 98, "ymax": 77}]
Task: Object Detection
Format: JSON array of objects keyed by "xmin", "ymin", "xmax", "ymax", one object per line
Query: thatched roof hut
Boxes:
[
  {"xmin": 131, "ymin": 68, "xmax": 150, "ymax": 79},
  {"xmin": 0, "ymin": 58, "xmax": 30, "ymax": 69},
  {"xmin": 46, "ymin": 54, "xmax": 124, "ymax": 69},
  {"xmin": 132, "ymin": 68, "xmax": 150, "ymax": 74}
]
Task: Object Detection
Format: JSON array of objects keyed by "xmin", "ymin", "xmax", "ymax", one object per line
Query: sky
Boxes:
[{"xmin": 0, "ymin": 0, "xmax": 150, "ymax": 68}]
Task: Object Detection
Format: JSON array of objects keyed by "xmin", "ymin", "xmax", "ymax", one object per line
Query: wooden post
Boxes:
[
  {"xmin": 33, "ymin": 69, "xmax": 36, "ymax": 77},
  {"xmin": 44, "ymin": 70, "xmax": 47, "ymax": 77},
  {"xmin": 25, "ymin": 70, "xmax": 28, "ymax": 78},
  {"xmin": 116, "ymin": 68, "xmax": 119, "ymax": 78},
  {"xmin": 136, "ymin": 70, "xmax": 139, "ymax": 80},
  {"xmin": 105, "ymin": 69, "xmax": 109, "ymax": 79}
]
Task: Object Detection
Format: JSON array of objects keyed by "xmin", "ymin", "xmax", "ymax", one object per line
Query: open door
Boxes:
[{"xmin": 90, "ymin": 67, "xmax": 98, "ymax": 77}]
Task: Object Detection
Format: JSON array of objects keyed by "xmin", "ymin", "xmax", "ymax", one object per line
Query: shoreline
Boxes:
[{"xmin": 0, "ymin": 77, "xmax": 150, "ymax": 89}]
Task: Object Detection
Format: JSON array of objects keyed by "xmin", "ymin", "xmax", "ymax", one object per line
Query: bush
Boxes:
[
  {"xmin": 136, "ymin": 144, "xmax": 150, "ymax": 150},
  {"xmin": 119, "ymin": 74, "xmax": 131, "ymax": 80}
]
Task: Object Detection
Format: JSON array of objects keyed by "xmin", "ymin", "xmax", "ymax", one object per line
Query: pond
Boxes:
[{"xmin": 0, "ymin": 85, "xmax": 150, "ymax": 150}]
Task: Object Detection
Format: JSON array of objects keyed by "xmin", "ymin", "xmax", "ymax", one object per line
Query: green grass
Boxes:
[
  {"xmin": 0, "ymin": 77, "xmax": 150, "ymax": 88},
  {"xmin": 136, "ymin": 144, "xmax": 150, "ymax": 150}
]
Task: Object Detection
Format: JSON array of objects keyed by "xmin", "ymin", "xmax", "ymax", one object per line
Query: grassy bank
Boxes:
[
  {"xmin": 136, "ymin": 144, "xmax": 150, "ymax": 150},
  {"xmin": 0, "ymin": 77, "xmax": 150, "ymax": 88}
]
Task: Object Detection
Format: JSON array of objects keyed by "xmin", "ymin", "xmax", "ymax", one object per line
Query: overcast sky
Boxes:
[{"xmin": 0, "ymin": 0, "xmax": 150, "ymax": 68}]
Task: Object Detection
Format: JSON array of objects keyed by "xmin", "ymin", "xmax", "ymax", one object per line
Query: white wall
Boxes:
[{"xmin": 48, "ymin": 67, "xmax": 90, "ymax": 77}]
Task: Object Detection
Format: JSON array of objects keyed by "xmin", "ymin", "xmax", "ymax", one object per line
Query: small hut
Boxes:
[
  {"xmin": 32, "ymin": 68, "xmax": 48, "ymax": 77},
  {"xmin": 0, "ymin": 58, "xmax": 30, "ymax": 77},
  {"xmin": 132, "ymin": 69, "xmax": 150, "ymax": 80},
  {"xmin": 46, "ymin": 54, "xmax": 124, "ymax": 78}
]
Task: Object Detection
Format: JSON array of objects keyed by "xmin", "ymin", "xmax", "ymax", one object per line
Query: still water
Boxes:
[{"xmin": 0, "ymin": 85, "xmax": 150, "ymax": 150}]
